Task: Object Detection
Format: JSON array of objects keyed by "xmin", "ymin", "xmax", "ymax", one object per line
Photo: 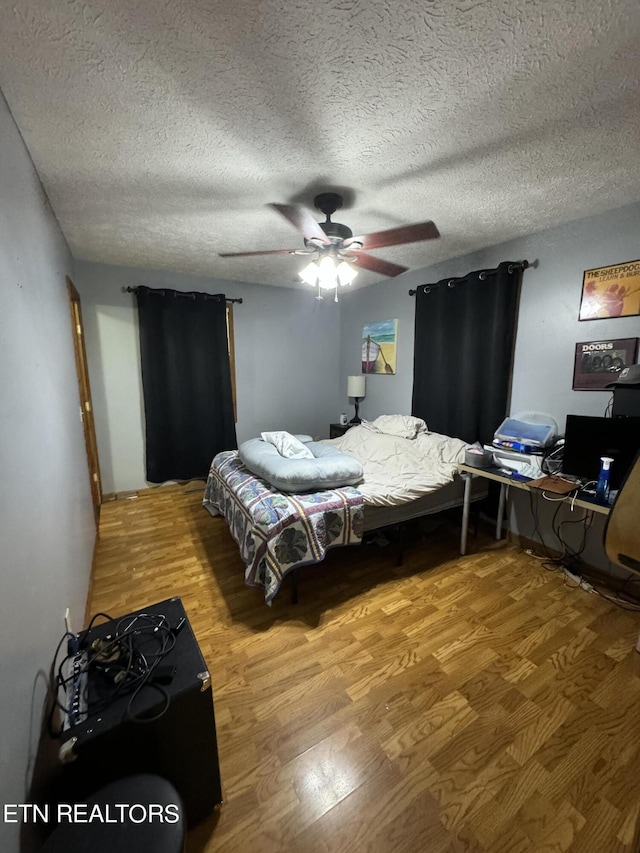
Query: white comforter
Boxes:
[{"xmin": 324, "ymin": 420, "xmax": 468, "ymax": 506}]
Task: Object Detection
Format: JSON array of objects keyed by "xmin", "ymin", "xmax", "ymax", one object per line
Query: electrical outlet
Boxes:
[{"xmin": 64, "ymin": 607, "xmax": 72, "ymax": 635}]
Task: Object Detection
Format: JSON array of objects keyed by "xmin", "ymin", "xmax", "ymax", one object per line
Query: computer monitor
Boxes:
[{"xmin": 562, "ymin": 415, "xmax": 640, "ymax": 490}]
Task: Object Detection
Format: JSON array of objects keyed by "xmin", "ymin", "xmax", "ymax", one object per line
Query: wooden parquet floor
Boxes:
[{"xmin": 88, "ymin": 484, "xmax": 640, "ymax": 853}]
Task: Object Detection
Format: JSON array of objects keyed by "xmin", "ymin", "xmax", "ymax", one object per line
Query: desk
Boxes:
[{"xmin": 457, "ymin": 464, "xmax": 610, "ymax": 556}]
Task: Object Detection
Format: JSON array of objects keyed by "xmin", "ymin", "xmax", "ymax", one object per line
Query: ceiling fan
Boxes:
[{"xmin": 219, "ymin": 192, "xmax": 440, "ymax": 300}]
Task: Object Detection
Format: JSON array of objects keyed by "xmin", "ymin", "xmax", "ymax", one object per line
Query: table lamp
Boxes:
[{"xmin": 347, "ymin": 375, "xmax": 366, "ymax": 424}]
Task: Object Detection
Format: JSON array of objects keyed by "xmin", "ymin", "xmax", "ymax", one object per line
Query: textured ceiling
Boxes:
[{"xmin": 0, "ymin": 0, "xmax": 639, "ymax": 289}]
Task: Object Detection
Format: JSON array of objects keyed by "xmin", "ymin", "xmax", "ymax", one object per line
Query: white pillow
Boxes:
[
  {"xmin": 260, "ymin": 431, "xmax": 314, "ymax": 459},
  {"xmin": 367, "ymin": 414, "xmax": 428, "ymax": 439}
]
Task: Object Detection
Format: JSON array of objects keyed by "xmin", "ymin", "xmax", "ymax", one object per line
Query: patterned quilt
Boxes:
[{"xmin": 203, "ymin": 451, "xmax": 365, "ymax": 604}]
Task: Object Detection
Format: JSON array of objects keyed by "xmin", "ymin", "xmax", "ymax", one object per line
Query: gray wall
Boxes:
[
  {"xmin": 73, "ymin": 262, "xmax": 342, "ymax": 494},
  {"xmin": 338, "ymin": 202, "xmax": 640, "ymax": 423},
  {"xmin": 338, "ymin": 201, "xmax": 640, "ymax": 565},
  {"xmin": 0, "ymin": 93, "xmax": 95, "ymax": 851},
  {"xmin": 75, "ymin": 202, "xmax": 639, "ymax": 559}
]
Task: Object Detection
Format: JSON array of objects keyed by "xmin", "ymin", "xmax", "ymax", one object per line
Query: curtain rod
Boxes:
[
  {"xmin": 125, "ymin": 286, "xmax": 242, "ymax": 304},
  {"xmin": 408, "ymin": 260, "xmax": 529, "ymax": 296}
]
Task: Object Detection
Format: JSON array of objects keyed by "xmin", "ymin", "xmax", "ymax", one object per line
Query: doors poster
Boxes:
[
  {"xmin": 362, "ymin": 319, "xmax": 398, "ymax": 374},
  {"xmin": 573, "ymin": 338, "xmax": 638, "ymax": 390}
]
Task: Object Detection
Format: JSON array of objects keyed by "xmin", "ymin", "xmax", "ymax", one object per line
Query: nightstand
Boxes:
[{"xmin": 329, "ymin": 422, "xmax": 355, "ymax": 439}]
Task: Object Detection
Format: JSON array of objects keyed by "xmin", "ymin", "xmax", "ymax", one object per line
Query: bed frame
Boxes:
[
  {"xmin": 204, "ymin": 450, "xmax": 488, "ymax": 604},
  {"xmin": 287, "ymin": 474, "xmax": 488, "ymax": 603}
]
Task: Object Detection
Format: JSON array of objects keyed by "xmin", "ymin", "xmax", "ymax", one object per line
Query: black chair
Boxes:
[
  {"xmin": 604, "ymin": 451, "xmax": 640, "ymax": 650},
  {"xmin": 40, "ymin": 774, "xmax": 186, "ymax": 853},
  {"xmin": 604, "ymin": 451, "xmax": 640, "ymax": 573}
]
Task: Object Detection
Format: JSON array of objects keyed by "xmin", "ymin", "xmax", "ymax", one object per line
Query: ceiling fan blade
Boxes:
[
  {"xmin": 345, "ymin": 220, "xmax": 440, "ymax": 251},
  {"xmin": 269, "ymin": 203, "xmax": 331, "ymax": 244},
  {"xmin": 350, "ymin": 252, "xmax": 408, "ymax": 278},
  {"xmin": 218, "ymin": 248, "xmax": 298, "ymax": 258}
]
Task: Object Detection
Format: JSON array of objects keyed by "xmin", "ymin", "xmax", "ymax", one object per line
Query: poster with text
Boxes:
[
  {"xmin": 579, "ymin": 259, "xmax": 640, "ymax": 320},
  {"xmin": 572, "ymin": 338, "xmax": 638, "ymax": 390}
]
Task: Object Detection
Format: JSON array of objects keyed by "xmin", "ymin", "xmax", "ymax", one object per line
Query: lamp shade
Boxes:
[
  {"xmin": 298, "ymin": 253, "xmax": 357, "ymax": 301},
  {"xmin": 347, "ymin": 375, "xmax": 366, "ymax": 398}
]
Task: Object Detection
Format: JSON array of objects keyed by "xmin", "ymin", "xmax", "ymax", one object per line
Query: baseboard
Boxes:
[
  {"xmin": 101, "ymin": 489, "xmax": 139, "ymax": 502},
  {"xmin": 102, "ymin": 481, "xmax": 205, "ymax": 502},
  {"xmin": 506, "ymin": 530, "xmax": 564, "ymax": 559}
]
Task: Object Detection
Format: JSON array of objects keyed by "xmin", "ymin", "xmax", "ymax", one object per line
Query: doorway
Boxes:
[{"xmin": 67, "ymin": 277, "xmax": 102, "ymax": 526}]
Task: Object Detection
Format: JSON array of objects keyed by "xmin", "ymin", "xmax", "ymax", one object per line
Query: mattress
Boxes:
[
  {"xmin": 324, "ymin": 421, "xmax": 471, "ymax": 506},
  {"xmin": 362, "ymin": 475, "xmax": 487, "ymax": 530}
]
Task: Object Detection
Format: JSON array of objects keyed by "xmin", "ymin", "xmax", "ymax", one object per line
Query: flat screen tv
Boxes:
[{"xmin": 562, "ymin": 415, "xmax": 640, "ymax": 490}]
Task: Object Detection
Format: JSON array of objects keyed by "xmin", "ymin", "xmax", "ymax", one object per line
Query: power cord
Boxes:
[
  {"xmin": 51, "ymin": 611, "xmax": 181, "ymax": 734},
  {"xmin": 47, "ymin": 631, "xmax": 75, "ymax": 738},
  {"xmin": 523, "ymin": 485, "xmax": 602, "ymax": 573},
  {"xmin": 541, "ymin": 441, "xmax": 565, "ymax": 476},
  {"xmin": 525, "ymin": 490, "xmax": 569, "ymax": 569},
  {"xmin": 522, "ymin": 500, "xmax": 640, "ymax": 612}
]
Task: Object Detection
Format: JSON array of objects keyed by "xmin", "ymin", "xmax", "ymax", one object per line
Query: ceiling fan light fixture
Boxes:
[
  {"xmin": 337, "ymin": 260, "xmax": 357, "ymax": 286},
  {"xmin": 299, "ymin": 261, "xmax": 319, "ymax": 286},
  {"xmin": 225, "ymin": 192, "xmax": 440, "ymax": 288},
  {"xmin": 318, "ymin": 256, "xmax": 338, "ymax": 290},
  {"xmin": 298, "ymin": 253, "xmax": 358, "ymax": 301}
]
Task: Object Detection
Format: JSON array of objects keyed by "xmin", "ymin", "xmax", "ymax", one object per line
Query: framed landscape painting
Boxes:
[{"xmin": 361, "ymin": 319, "xmax": 398, "ymax": 374}]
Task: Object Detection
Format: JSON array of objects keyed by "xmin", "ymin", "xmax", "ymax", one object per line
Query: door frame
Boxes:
[{"xmin": 67, "ymin": 276, "xmax": 102, "ymax": 526}]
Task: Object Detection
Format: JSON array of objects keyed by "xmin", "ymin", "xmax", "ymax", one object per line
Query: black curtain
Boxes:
[
  {"xmin": 412, "ymin": 261, "xmax": 523, "ymax": 445},
  {"xmin": 136, "ymin": 287, "xmax": 237, "ymax": 483}
]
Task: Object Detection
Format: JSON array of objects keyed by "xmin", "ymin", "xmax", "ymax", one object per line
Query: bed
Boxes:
[{"xmin": 203, "ymin": 415, "xmax": 488, "ymax": 603}]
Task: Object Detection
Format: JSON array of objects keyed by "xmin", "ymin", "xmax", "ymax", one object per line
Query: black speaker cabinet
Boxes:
[
  {"xmin": 612, "ymin": 387, "xmax": 640, "ymax": 418},
  {"xmin": 58, "ymin": 597, "xmax": 222, "ymax": 826}
]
